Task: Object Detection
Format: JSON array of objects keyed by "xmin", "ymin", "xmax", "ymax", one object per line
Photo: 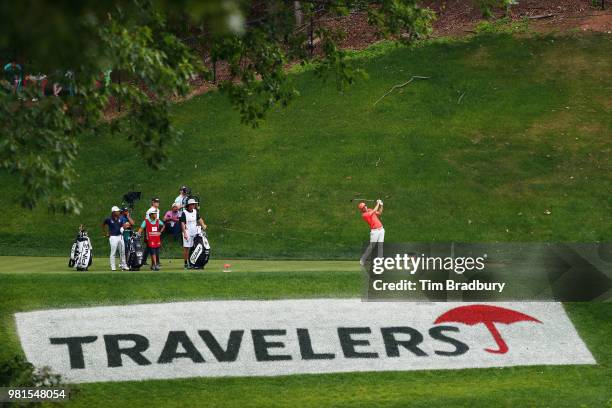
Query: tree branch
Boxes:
[{"xmin": 373, "ymin": 76, "xmax": 430, "ymax": 106}]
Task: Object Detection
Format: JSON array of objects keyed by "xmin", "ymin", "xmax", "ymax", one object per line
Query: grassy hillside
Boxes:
[
  {"xmin": 0, "ymin": 259, "xmax": 610, "ymax": 407},
  {"xmin": 0, "ymin": 32, "xmax": 610, "ymax": 259}
]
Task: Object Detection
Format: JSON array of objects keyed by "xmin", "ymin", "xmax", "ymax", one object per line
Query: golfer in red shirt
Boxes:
[{"xmin": 359, "ymin": 199, "xmax": 385, "ymax": 266}]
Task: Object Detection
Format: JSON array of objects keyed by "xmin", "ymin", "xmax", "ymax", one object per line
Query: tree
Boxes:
[{"xmin": 0, "ymin": 0, "xmax": 434, "ymax": 213}]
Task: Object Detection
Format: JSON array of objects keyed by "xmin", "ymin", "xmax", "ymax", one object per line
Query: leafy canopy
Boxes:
[{"xmin": 0, "ymin": 0, "xmax": 434, "ymax": 213}]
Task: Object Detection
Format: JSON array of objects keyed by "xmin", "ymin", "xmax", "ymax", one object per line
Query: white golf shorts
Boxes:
[
  {"xmin": 183, "ymin": 226, "xmax": 198, "ymax": 248},
  {"xmin": 183, "ymin": 234, "xmax": 194, "ymax": 248},
  {"xmin": 370, "ymin": 227, "xmax": 385, "ymax": 243}
]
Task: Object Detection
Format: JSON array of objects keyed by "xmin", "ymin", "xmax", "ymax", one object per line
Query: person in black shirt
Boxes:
[{"xmin": 102, "ymin": 206, "xmax": 128, "ymax": 271}]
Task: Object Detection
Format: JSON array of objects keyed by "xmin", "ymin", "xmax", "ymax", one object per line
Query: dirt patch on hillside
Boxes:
[
  {"xmin": 331, "ymin": 0, "xmax": 611, "ymax": 45},
  {"xmin": 426, "ymin": 0, "xmax": 611, "ymax": 36},
  {"xmin": 575, "ymin": 10, "xmax": 612, "ymax": 31},
  {"xmin": 138, "ymin": 1, "xmax": 612, "ymax": 109}
]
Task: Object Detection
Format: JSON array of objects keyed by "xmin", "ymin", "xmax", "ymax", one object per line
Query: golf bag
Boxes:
[
  {"xmin": 189, "ymin": 228, "xmax": 210, "ymax": 269},
  {"xmin": 68, "ymin": 226, "xmax": 93, "ymax": 271},
  {"xmin": 127, "ymin": 232, "xmax": 145, "ymax": 271}
]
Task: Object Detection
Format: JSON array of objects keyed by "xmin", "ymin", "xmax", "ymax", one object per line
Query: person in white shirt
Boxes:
[
  {"xmin": 180, "ymin": 198, "xmax": 207, "ymax": 269},
  {"xmin": 174, "ymin": 186, "xmax": 190, "ymax": 214}
]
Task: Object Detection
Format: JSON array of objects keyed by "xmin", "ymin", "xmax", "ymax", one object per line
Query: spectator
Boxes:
[
  {"xmin": 180, "ymin": 198, "xmax": 207, "ymax": 270},
  {"xmin": 163, "ymin": 203, "xmax": 182, "ymax": 240},
  {"xmin": 137, "ymin": 209, "xmax": 165, "ymax": 271},
  {"xmin": 64, "ymin": 70, "xmax": 75, "ymax": 96},
  {"xmin": 151, "ymin": 197, "xmax": 161, "ymax": 216},
  {"xmin": 102, "ymin": 206, "xmax": 128, "ymax": 271},
  {"xmin": 52, "ymin": 82, "xmax": 62, "ymax": 96},
  {"xmin": 26, "ymin": 73, "xmax": 48, "ymax": 98},
  {"xmin": 119, "ymin": 207, "xmax": 135, "ymax": 252},
  {"xmin": 174, "ymin": 186, "xmax": 189, "ymax": 213},
  {"xmin": 3, "ymin": 61, "xmax": 22, "ymax": 94}
]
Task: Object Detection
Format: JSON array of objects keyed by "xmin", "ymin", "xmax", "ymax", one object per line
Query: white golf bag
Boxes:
[
  {"xmin": 189, "ymin": 227, "xmax": 210, "ymax": 269},
  {"xmin": 69, "ymin": 226, "xmax": 93, "ymax": 271}
]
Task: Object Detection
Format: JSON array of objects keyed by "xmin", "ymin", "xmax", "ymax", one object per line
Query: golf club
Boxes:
[{"xmin": 349, "ymin": 198, "xmax": 378, "ymax": 203}]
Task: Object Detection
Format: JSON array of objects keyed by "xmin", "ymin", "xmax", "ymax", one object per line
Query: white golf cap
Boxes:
[
  {"xmin": 146, "ymin": 206, "xmax": 159, "ymax": 215},
  {"xmin": 187, "ymin": 198, "xmax": 198, "ymax": 205},
  {"xmin": 111, "ymin": 206, "xmax": 121, "ymax": 212}
]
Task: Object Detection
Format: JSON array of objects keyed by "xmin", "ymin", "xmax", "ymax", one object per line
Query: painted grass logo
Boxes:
[{"xmin": 15, "ymin": 300, "xmax": 595, "ymax": 383}]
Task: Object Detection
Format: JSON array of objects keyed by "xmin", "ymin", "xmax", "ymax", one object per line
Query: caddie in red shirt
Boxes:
[
  {"xmin": 358, "ymin": 199, "xmax": 385, "ymax": 266},
  {"xmin": 137, "ymin": 210, "xmax": 165, "ymax": 271}
]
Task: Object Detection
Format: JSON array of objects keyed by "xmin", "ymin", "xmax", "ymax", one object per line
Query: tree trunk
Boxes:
[{"xmin": 294, "ymin": 1, "xmax": 303, "ymax": 26}]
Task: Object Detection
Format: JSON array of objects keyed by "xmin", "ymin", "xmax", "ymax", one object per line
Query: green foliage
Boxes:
[
  {"xmin": 368, "ymin": 0, "xmax": 436, "ymax": 42},
  {"xmin": 121, "ymin": 101, "xmax": 176, "ymax": 169},
  {"xmin": 218, "ymin": 29, "xmax": 297, "ymax": 127},
  {"xmin": 0, "ymin": 34, "xmax": 609, "ymax": 259},
  {"xmin": 313, "ymin": 27, "xmax": 368, "ymax": 90},
  {"xmin": 0, "ymin": 93, "xmax": 84, "ymax": 214},
  {"xmin": 0, "ymin": 355, "xmax": 68, "ymax": 407},
  {"xmin": 0, "ymin": 0, "xmax": 432, "ymax": 213},
  {"xmin": 474, "ymin": 17, "xmax": 530, "ymax": 34},
  {"xmin": 1, "ymin": 355, "xmax": 32, "ymax": 387},
  {"xmin": 0, "ymin": 1, "xmax": 203, "ymax": 213},
  {"xmin": 100, "ymin": 3, "xmax": 205, "ymax": 97},
  {"xmin": 474, "ymin": 0, "xmax": 518, "ymax": 18}
]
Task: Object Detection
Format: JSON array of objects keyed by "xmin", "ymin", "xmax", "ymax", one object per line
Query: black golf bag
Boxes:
[
  {"xmin": 189, "ymin": 229, "xmax": 210, "ymax": 269},
  {"xmin": 127, "ymin": 232, "xmax": 145, "ymax": 271},
  {"xmin": 68, "ymin": 226, "xmax": 93, "ymax": 271}
]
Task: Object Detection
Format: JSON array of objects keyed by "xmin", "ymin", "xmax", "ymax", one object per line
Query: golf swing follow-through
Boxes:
[
  {"xmin": 358, "ymin": 199, "xmax": 385, "ymax": 267},
  {"xmin": 350, "ymin": 198, "xmax": 378, "ymax": 203}
]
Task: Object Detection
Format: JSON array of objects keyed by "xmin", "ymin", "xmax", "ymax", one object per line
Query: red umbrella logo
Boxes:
[{"xmin": 434, "ymin": 305, "xmax": 542, "ymax": 354}]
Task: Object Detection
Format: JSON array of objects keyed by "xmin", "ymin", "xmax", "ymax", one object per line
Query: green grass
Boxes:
[
  {"xmin": 0, "ymin": 256, "xmax": 359, "ymax": 274},
  {"xmin": 1, "ymin": 258, "xmax": 610, "ymax": 407},
  {"xmin": 1, "ymin": 31, "xmax": 611, "ymax": 406},
  {"xmin": 0, "ymin": 32, "xmax": 610, "ymax": 258}
]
